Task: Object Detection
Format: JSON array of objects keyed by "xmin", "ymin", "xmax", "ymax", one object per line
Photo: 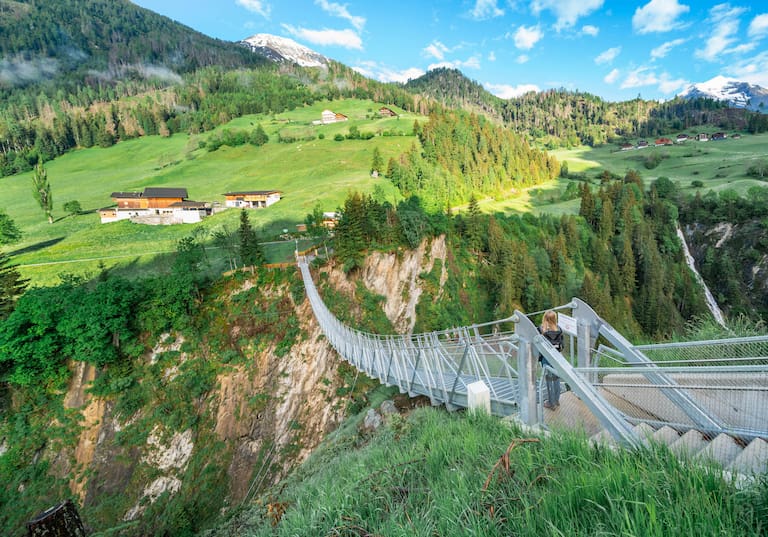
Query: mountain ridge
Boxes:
[
  {"xmin": 679, "ymin": 76, "xmax": 768, "ymax": 111},
  {"xmin": 240, "ymin": 34, "xmax": 330, "ymax": 68}
]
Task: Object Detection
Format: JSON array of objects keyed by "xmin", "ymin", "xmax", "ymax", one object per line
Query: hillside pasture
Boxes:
[
  {"xmin": 0, "ymin": 99, "xmax": 420, "ymax": 286},
  {"xmin": 558, "ymin": 133, "xmax": 768, "ymax": 194},
  {"xmin": 491, "ymin": 132, "xmax": 768, "ymax": 217}
]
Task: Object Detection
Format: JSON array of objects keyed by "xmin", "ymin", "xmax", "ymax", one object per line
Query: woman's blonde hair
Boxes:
[{"xmin": 541, "ymin": 310, "xmax": 558, "ymax": 332}]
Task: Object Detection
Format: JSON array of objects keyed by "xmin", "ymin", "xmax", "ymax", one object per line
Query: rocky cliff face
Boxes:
[{"xmin": 43, "ymin": 238, "xmax": 446, "ymax": 532}]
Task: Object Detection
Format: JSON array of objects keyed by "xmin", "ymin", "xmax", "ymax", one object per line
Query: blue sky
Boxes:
[{"xmin": 131, "ymin": 0, "xmax": 768, "ymax": 102}]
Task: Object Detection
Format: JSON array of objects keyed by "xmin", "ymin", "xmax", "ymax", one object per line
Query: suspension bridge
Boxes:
[{"xmin": 298, "ymin": 257, "xmax": 768, "ymax": 475}]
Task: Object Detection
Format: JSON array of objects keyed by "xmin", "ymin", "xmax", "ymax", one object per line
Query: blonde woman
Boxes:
[{"xmin": 539, "ymin": 310, "xmax": 564, "ymax": 409}]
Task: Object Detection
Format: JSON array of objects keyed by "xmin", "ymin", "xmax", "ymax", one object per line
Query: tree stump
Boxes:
[{"xmin": 26, "ymin": 499, "xmax": 86, "ymax": 537}]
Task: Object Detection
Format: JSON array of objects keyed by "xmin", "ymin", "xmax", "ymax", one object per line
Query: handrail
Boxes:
[
  {"xmin": 297, "ymin": 258, "xmax": 767, "ymax": 448},
  {"xmin": 298, "ymin": 259, "xmax": 521, "ymax": 416}
]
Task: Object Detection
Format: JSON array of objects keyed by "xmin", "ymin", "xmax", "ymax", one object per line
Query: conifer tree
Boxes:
[
  {"xmin": 370, "ymin": 146, "xmax": 383, "ymax": 176},
  {"xmin": 0, "ymin": 210, "xmax": 22, "ymax": 244},
  {"xmin": 238, "ymin": 209, "xmax": 265, "ymax": 267},
  {"xmin": 0, "ymin": 251, "xmax": 27, "ymax": 320},
  {"xmin": 32, "ymin": 162, "xmax": 54, "ymax": 224}
]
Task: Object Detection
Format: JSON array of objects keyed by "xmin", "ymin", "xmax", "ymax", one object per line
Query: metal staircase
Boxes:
[{"xmin": 298, "ymin": 258, "xmax": 768, "ymax": 474}]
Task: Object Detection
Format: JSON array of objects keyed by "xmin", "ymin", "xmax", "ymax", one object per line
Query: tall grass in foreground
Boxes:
[{"xmin": 209, "ymin": 407, "xmax": 767, "ymax": 536}]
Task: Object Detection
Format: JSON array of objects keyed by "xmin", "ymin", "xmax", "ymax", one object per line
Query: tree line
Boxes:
[
  {"xmin": 385, "ymin": 110, "xmax": 559, "ymax": 210},
  {"xmin": 403, "ymin": 67, "xmax": 761, "ymax": 148},
  {"xmin": 326, "ymin": 172, "xmax": 709, "ymax": 338}
]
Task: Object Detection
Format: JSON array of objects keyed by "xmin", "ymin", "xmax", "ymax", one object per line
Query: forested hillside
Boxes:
[
  {"xmin": 0, "ymin": 0, "xmax": 263, "ymax": 88},
  {"xmin": 386, "ymin": 110, "xmax": 559, "ymax": 209},
  {"xmin": 406, "ymin": 68, "xmax": 767, "ymax": 147}
]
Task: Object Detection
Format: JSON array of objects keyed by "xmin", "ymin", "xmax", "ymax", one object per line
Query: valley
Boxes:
[{"xmin": 1, "ymin": 1, "xmax": 767, "ymax": 536}]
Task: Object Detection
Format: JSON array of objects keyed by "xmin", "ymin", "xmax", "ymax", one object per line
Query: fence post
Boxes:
[
  {"xmin": 514, "ymin": 310, "xmax": 538, "ymax": 425},
  {"xmin": 573, "ymin": 298, "xmax": 601, "ymax": 385}
]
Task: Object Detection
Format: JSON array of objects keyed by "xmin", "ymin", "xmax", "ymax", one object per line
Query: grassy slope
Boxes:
[
  {"xmin": 477, "ymin": 132, "xmax": 768, "ymax": 216},
  {"xmin": 0, "ymin": 99, "xmax": 418, "ymax": 285},
  {"xmin": 4, "ymin": 103, "xmax": 765, "ymax": 286},
  {"xmin": 211, "ymin": 405, "xmax": 767, "ymax": 537}
]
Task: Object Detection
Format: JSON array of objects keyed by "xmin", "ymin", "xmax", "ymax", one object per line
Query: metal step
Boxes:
[
  {"xmin": 696, "ymin": 433, "xmax": 743, "ymax": 468},
  {"xmin": 669, "ymin": 429, "xmax": 709, "ymax": 457},
  {"xmin": 728, "ymin": 437, "xmax": 768, "ymax": 475}
]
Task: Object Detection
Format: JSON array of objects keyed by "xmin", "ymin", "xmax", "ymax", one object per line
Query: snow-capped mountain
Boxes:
[
  {"xmin": 679, "ymin": 76, "xmax": 768, "ymax": 111},
  {"xmin": 240, "ymin": 34, "xmax": 329, "ymax": 68}
]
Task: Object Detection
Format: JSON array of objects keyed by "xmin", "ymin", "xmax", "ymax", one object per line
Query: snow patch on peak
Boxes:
[
  {"xmin": 241, "ymin": 33, "xmax": 329, "ymax": 68},
  {"xmin": 679, "ymin": 76, "xmax": 768, "ymax": 111}
]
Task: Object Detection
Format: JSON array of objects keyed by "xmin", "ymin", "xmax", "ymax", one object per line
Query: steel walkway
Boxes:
[{"xmin": 298, "ymin": 257, "xmax": 768, "ymax": 464}]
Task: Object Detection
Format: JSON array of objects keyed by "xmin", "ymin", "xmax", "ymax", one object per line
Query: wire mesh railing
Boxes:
[
  {"xmin": 299, "ymin": 258, "xmax": 768, "ymax": 468},
  {"xmin": 589, "ymin": 336, "xmax": 768, "ymax": 442},
  {"xmin": 298, "ymin": 258, "xmax": 521, "ymax": 416}
]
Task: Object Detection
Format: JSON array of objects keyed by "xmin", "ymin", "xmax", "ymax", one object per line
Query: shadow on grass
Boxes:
[{"xmin": 9, "ymin": 237, "xmax": 65, "ymax": 256}]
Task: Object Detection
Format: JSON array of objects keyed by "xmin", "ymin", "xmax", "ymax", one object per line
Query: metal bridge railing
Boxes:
[
  {"xmin": 591, "ymin": 336, "xmax": 768, "ymax": 442},
  {"xmin": 298, "ymin": 259, "xmax": 521, "ymax": 416},
  {"xmin": 299, "ymin": 257, "xmax": 768, "ymax": 453}
]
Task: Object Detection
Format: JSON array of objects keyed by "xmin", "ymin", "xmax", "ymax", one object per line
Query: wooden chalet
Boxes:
[
  {"xmin": 223, "ymin": 190, "xmax": 282, "ymax": 209},
  {"xmin": 655, "ymin": 138, "xmax": 673, "ymax": 146},
  {"xmin": 313, "ymin": 110, "xmax": 349, "ymax": 125},
  {"xmin": 379, "ymin": 106, "xmax": 397, "ymax": 117},
  {"xmin": 99, "ymin": 187, "xmax": 211, "ymax": 224}
]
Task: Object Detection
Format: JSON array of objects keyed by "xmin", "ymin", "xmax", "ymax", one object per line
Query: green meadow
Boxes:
[
  {"xmin": 0, "ymin": 99, "xmax": 418, "ymax": 285},
  {"xmin": 478, "ymin": 132, "xmax": 768, "ymax": 216},
  {"xmin": 554, "ymin": 133, "xmax": 768, "ymax": 193},
  {"xmin": 2, "ymin": 101, "xmax": 766, "ymax": 287}
]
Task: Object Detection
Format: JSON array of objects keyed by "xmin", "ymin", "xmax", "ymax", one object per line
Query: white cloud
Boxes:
[
  {"xmin": 424, "ymin": 41, "xmax": 449, "ymax": 61},
  {"xmin": 428, "ymin": 55, "xmax": 482, "ymax": 72},
  {"xmin": 727, "ymin": 51, "xmax": 768, "ymax": 87},
  {"xmin": 657, "ymin": 73, "xmax": 688, "ymax": 93},
  {"xmin": 352, "ymin": 61, "xmax": 424, "ymax": 83},
  {"xmin": 471, "ymin": 0, "xmax": 504, "ymax": 20},
  {"xmin": 529, "ymin": 0, "xmax": 604, "ymax": 31},
  {"xmin": 632, "ymin": 0, "xmax": 689, "ymax": 34},
  {"xmin": 695, "ymin": 4, "xmax": 747, "ymax": 62},
  {"xmin": 595, "ymin": 46, "xmax": 621, "ymax": 64},
  {"xmin": 620, "ymin": 67, "xmax": 658, "ymax": 89},
  {"xmin": 236, "ymin": 0, "xmax": 270, "ymax": 18},
  {"xmin": 516, "ymin": 54, "xmax": 530, "ymax": 64},
  {"xmin": 488, "ymin": 51, "xmax": 497, "ymax": 62},
  {"xmin": 604, "ymin": 68, "xmax": 620, "ymax": 84},
  {"xmin": 651, "ymin": 38, "xmax": 686, "ymax": 59},
  {"xmin": 514, "ymin": 25, "xmax": 543, "ymax": 50},
  {"xmin": 484, "ymin": 82, "xmax": 540, "ymax": 98},
  {"xmin": 281, "ymin": 24, "xmax": 362, "ymax": 49},
  {"xmin": 315, "ymin": 0, "xmax": 365, "ymax": 31},
  {"xmin": 748, "ymin": 14, "xmax": 768, "ymax": 38},
  {"xmin": 582, "ymin": 25, "xmax": 599, "ymax": 36}
]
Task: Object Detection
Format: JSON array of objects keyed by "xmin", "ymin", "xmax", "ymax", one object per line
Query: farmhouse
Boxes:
[
  {"xmin": 637, "ymin": 140, "xmax": 649, "ymax": 148},
  {"xmin": 99, "ymin": 187, "xmax": 211, "ymax": 224},
  {"xmin": 676, "ymin": 134, "xmax": 689, "ymax": 142},
  {"xmin": 312, "ymin": 110, "xmax": 349, "ymax": 125},
  {"xmin": 655, "ymin": 137, "xmax": 673, "ymax": 146},
  {"xmin": 696, "ymin": 133, "xmax": 709, "ymax": 141},
  {"xmin": 379, "ymin": 106, "xmax": 397, "ymax": 117},
  {"xmin": 223, "ymin": 190, "xmax": 282, "ymax": 209},
  {"xmin": 322, "ymin": 211, "xmax": 339, "ymax": 229},
  {"xmin": 620, "ymin": 143, "xmax": 634, "ymax": 151},
  {"xmin": 711, "ymin": 132, "xmax": 727, "ymax": 141}
]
